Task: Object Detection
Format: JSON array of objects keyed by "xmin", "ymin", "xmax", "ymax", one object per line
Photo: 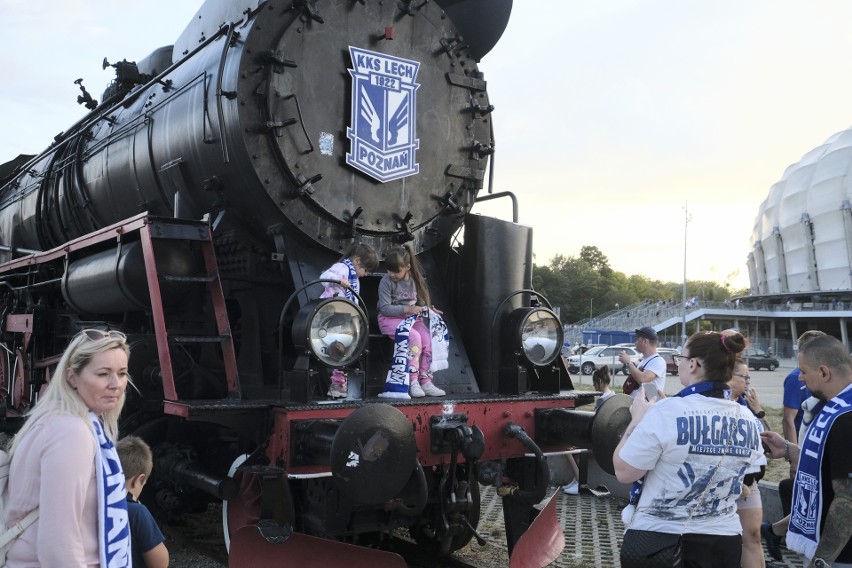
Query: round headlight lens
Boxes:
[
  {"xmin": 293, "ymin": 299, "xmax": 368, "ymax": 367},
  {"xmin": 517, "ymin": 308, "xmax": 562, "ymax": 365}
]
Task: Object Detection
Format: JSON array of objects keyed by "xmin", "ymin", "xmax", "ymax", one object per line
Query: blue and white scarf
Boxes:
[
  {"xmin": 428, "ymin": 309, "xmax": 449, "ymax": 373},
  {"xmin": 377, "ymin": 311, "xmax": 450, "ymax": 399},
  {"xmin": 787, "ymin": 384, "xmax": 852, "ymax": 560},
  {"xmin": 90, "ymin": 412, "xmax": 131, "ymax": 567},
  {"xmin": 340, "ymin": 258, "xmax": 359, "ymax": 302},
  {"xmin": 377, "ymin": 313, "xmax": 418, "ymax": 399}
]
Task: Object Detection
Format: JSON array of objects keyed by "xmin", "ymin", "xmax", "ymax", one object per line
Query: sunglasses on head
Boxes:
[{"xmin": 81, "ymin": 329, "xmax": 127, "ymax": 342}]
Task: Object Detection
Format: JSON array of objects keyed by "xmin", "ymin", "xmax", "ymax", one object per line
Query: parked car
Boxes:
[
  {"xmin": 566, "ymin": 345, "xmax": 642, "ymax": 375},
  {"xmin": 657, "ymin": 348, "xmax": 680, "ymax": 375},
  {"xmin": 744, "ymin": 347, "xmax": 779, "ymax": 371}
]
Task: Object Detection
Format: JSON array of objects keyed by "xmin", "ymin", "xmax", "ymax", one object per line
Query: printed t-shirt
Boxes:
[
  {"xmin": 629, "ymin": 353, "xmax": 668, "ymax": 399},
  {"xmin": 618, "ymin": 394, "xmax": 764, "ymax": 535}
]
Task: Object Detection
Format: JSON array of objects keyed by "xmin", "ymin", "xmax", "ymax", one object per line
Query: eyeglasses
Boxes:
[
  {"xmin": 81, "ymin": 329, "xmax": 127, "ymax": 342},
  {"xmin": 671, "ymin": 353, "xmax": 701, "ymax": 367},
  {"xmin": 733, "ymin": 373, "xmax": 751, "ymax": 380}
]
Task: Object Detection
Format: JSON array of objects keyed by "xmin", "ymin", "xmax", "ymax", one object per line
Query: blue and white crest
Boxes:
[{"xmin": 346, "ymin": 47, "xmax": 420, "ymax": 182}]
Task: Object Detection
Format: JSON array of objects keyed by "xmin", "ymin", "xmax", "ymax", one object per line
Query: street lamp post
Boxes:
[
  {"xmin": 681, "ymin": 203, "xmax": 690, "ymax": 345},
  {"xmin": 589, "ymin": 298, "xmax": 593, "ymax": 322}
]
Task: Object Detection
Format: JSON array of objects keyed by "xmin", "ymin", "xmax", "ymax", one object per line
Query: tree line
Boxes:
[{"xmin": 533, "ymin": 246, "xmax": 748, "ymax": 324}]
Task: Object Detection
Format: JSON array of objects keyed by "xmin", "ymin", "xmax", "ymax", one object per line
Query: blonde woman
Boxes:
[{"xmin": 7, "ymin": 329, "xmax": 132, "ymax": 567}]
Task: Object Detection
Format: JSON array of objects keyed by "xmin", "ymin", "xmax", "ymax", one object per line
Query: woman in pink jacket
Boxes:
[{"xmin": 6, "ymin": 329, "xmax": 132, "ymax": 567}]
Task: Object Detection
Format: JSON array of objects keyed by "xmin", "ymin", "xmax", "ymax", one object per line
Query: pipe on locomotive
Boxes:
[
  {"xmin": 535, "ymin": 394, "xmax": 634, "ymax": 475},
  {"xmin": 156, "ymin": 455, "xmax": 239, "ymax": 501},
  {"xmin": 503, "ymin": 423, "xmax": 549, "ymax": 506}
]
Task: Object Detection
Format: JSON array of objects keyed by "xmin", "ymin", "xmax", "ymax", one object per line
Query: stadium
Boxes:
[{"xmin": 569, "ymin": 126, "xmax": 852, "ymax": 355}]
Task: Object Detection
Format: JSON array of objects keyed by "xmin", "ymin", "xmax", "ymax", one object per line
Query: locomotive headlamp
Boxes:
[
  {"xmin": 292, "ymin": 298, "xmax": 368, "ymax": 367},
  {"xmin": 507, "ymin": 307, "xmax": 563, "ymax": 366}
]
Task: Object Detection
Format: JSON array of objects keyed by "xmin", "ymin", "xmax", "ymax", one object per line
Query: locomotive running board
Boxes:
[
  {"xmin": 508, "ymin": 490, "xmax": 564, "ymax": 568},
  {"xmin": 229, "ymin": 527, "xmax": 406, "ymax": 567}
]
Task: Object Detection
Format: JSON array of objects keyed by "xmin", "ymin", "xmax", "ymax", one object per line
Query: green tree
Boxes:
[
  {"xmin": 579, "ymin": 245, "xmax": 613, "ymax": 278},
  {"xmin": 535, "ymin": 249, "xmax": 617, "ymax": 322},
  {"xmin": 534, "ymin": 248, "xmax": 737, "ymax": 324}
]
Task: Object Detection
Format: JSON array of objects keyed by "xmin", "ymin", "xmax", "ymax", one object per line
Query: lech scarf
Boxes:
[
  {"xmin": 377, "ymin": 313, "xmax": 418, "ymax": 399},
  {"xmin": 787, "ymin": 384, "xmax": 852, "ymax": 560},
  {"xmin": 428, "ymin": 309, "xmax": 449, "ymax": 373},
  {"xmin": 90, "ymin": 412, "xmax": 131, "ymax": 567},
  {"xmin": 340, "ymin": 258, "xmax": 359, "ymax": 302}
]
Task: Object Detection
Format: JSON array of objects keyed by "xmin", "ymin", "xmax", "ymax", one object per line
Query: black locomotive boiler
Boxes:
[{"xmin": 0, "ymin": 0, "xmax": 628, "ymax": 565}]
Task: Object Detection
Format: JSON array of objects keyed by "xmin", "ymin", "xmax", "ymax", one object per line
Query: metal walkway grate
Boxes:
[{"xmin": 471, "ymin": 485, "xmax": 803, "ymax": 567}]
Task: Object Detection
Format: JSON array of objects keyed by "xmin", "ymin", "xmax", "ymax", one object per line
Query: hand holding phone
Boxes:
[{"xmin": 643, "ymin": 383, "xmax": 659, "ymax": 401}]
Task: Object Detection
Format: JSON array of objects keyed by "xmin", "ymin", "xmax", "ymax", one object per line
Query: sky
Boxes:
[{"xmin": 3, "ymin": 1, "xmax": 852, "ymax": 290}]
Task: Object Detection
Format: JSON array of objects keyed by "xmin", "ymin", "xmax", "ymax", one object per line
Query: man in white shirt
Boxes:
[{"xmin": 619, "ymin": 326, "xmax": 667, "ymax": 398}]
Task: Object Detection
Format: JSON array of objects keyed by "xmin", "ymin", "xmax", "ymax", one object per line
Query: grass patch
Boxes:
[{"xmin": 761, "ymin": 406, "xmax": 788, "ymax": 483}]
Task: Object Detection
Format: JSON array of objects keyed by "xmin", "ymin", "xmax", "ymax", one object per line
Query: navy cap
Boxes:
[{"xmin": 636, "ymin": 327, "xmax": 658, "ymax": 341}]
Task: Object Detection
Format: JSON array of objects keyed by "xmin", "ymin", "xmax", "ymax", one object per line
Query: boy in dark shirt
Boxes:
[{"xmin": 116, "ymin": 436, "xmax": 169, "ymax": 568}]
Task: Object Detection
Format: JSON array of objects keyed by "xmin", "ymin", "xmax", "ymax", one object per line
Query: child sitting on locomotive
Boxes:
[
  {"xmin": 376, "ymin": 244, "xmax": 447, "ymax": 399},
  {"xmin": 319, "ymin": 243, "xmax": 379, "ymax": 398}
]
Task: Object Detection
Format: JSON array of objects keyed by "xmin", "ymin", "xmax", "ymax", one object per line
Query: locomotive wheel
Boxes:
[
  {"xmin": 223, "ymin": 454, "xmax": 261, "ymax": 552},
  {"xmin": 411, "ymin": 469, "xmax": 481, "ymax": 554}
]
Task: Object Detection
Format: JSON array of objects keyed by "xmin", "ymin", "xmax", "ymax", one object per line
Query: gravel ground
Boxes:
[
  {"xmin": 164, "ymin": 505, "xmax": 228, "ymax": 568},
  {"xmin": 168, "ymin": 541, "xmax": 228, "ymax": 568}
]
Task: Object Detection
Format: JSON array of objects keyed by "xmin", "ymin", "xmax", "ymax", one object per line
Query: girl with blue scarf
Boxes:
[
  {"xmin": 376, "ymin": 244, "xmax": 447, "ymax": 399},
  {"xmin": 319, "ymin": 243, "xmax": 379, "ymax": 398}
]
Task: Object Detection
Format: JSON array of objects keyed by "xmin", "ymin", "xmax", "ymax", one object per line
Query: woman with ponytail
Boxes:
[{"xmin": 613, "ymin": 331, "xmax": 764, "ymax": 567}]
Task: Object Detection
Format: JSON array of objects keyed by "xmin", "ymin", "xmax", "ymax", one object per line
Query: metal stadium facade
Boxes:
[{"xmin": 749, "ymin": 128, "xmax": 852, "ymax": 295}]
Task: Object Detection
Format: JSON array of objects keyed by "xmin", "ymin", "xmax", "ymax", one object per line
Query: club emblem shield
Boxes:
[{"xmin": 346, "ymin": 47, "xmax": 420, "ymax": 182}]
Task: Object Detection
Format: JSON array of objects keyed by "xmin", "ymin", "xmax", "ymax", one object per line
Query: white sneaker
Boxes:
[
  {"xmin": 327, "ymin": 382, "xmax": 347, "ymax": 398},
  {"xmin": 409, "ymin": 382, "xmax": 426, "ymax": 398},
  {"xmin": 562, "ymin": 480, "xmax": 579, "ymax": 495},
  {"xmin": 420, "ymin": 382, "xmax": 446, "ymax": 397}
]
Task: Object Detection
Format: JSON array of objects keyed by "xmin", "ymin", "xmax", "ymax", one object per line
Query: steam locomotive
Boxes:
[{"xmin": 0, "ymin": 0, "xmax": 627, "ymax": 565}]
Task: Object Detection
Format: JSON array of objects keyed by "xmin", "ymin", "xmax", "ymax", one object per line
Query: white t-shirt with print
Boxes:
[
  {"xmin": 629, "ymin": 352, "xmax": 668, "ymax": 399},
  {"xmin": 618, "ymin": 394, "xmax": 764, "ymax": 535}
]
